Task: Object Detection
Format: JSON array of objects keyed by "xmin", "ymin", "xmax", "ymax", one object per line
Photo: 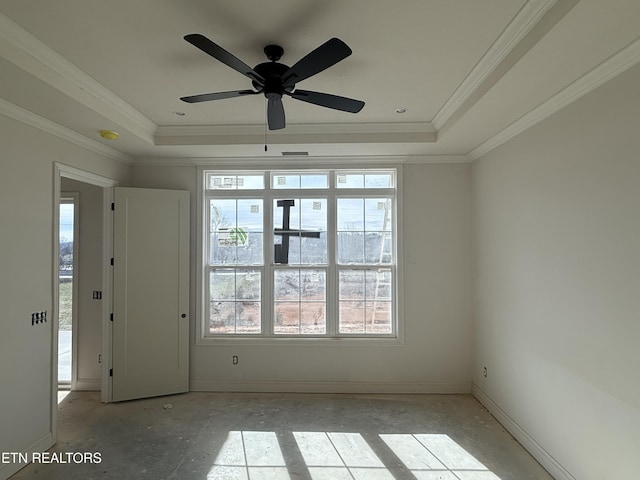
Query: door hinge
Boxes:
[
  {"xmin": 109, "ymin": 368, "xmax": 113, "ymax": 377},
  {"xmin": 110, "ymin": 258, "xmax": 114, "ymax": 266},
  {"xmin": 110, "ymin": 313, "xmax": 113, "ymax": 322},
  {"xmin": 111, "ymin": 202, "xmax": 115, "ymax": 211}
]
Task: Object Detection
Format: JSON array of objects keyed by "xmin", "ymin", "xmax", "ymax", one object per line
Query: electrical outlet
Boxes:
[{"xmin": 232, "ymin": 355, "xmax": 239, "ymax": 365}]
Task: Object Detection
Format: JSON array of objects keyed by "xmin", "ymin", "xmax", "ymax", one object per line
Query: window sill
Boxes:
[{"xmin": 195, "ymin": 335, "xmax": 404, "ymax": 347}]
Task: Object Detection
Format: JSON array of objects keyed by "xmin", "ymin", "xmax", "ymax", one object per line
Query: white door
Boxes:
[{"xmin": 112, "ymin": 187, "xmax": 189, "ymax": 402}]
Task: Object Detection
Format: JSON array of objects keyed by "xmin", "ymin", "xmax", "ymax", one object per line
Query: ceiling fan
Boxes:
[{"xmin": 180, "ymin": 34, "xmax": 365, "ymax": 130}]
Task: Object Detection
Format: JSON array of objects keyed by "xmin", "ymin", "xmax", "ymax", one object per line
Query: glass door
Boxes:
[{"xmin": 58, "ymin": 195, "xmax": 77, "ymax": 388}]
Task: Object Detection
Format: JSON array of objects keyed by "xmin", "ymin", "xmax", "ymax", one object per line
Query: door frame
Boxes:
[{"xmin": 52, "ymin": 163, "xmax": 118, "ymax": 441}]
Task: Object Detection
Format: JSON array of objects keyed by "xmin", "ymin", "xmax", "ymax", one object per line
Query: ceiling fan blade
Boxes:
[
  {"xmin": 289, "ymin": 89, "xmax": 365, "ymax": 113},
  {"xmin": 282, "ymin": 38, "xmax": 352, "ymax": 88},
  {"xmin": 184, "ymin": 34, "xmax": 265, "ymax": 85},
  {"xmin": 180, "ymin": 89, "xmax": 259, "ymax": 103},
  {"xmin": 267, "ymin": 96, "xmax": 286, "ymax": 130}
]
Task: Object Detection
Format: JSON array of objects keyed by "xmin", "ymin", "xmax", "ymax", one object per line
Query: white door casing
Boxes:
[{"xmin": 112, "ymin": 187, "xmax": 189, "ymax": 402}]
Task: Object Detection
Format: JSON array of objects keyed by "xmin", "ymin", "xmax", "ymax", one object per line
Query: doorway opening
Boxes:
[
  {"xmin": 58, "ymin": 194, "xmax": 78, "ymax": 399},
  {"xmin": 52, "ymin": 163, "xmax": 117, "ymax": 444}
]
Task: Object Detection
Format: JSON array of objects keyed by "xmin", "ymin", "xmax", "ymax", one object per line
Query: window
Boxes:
[{"xmin": 202, "ymin": 169, "xmax": 398, "ymax": 339}]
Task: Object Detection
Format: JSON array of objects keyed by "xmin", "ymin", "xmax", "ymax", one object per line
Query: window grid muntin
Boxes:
[
  {"xmin": 336, "ymin": 195, "xmax": 394, "ymax": 266},
  {"xmin": 273, "ymin": 266, "xmax": 328, "ymax": 336},
  {"xmin": 207, "ymin": 267, "xmax": 263, "ymax": 335},
  {"xmin": 335, "ymin": 170, "xmax": 395, "ymax": 189},
  {"xmin": 271, "ymin": 172, "xmax": 330, "ymax": 189},
  {"xmin": 207, "ymin": 172, "xmax": 266, "ymax": 190},
  {"xmin": 203, "ymin": 168, "xmax": 397, "ymax": 339},
  {"xmin": 208, "ymin": 197, "xmax": 264, "ymax": 266},
  {"xmin": 338, "ymin": 267, "xmax": 394, "ymax": 334},
  {"xmin": 272, "ymin": 197, "xmax": 328, "ymax": 265}
]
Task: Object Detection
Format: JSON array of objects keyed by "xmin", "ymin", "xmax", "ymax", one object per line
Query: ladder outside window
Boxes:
[{"xmin": 370, "ymin": 198, "xmax": 392, "ymax": 330}]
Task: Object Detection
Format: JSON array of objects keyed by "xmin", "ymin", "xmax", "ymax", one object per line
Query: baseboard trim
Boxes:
[
  {"xmin": 75, "ymin": 379, "xmax": 101, "ymax": 391},
  {"xmin": 472, "ymin": 384, "xmax": 575, "ymax": 480},
  {"xmin": 0, "ymin": 432, "xmax": 53, "ymax": 480},
  {"xmin": 190, "ymin": 380, "xmax": 472, "ymax": 394}
]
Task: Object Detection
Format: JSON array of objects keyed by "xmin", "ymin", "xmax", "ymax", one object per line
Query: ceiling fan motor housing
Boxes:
[{"xmin": 253, "ymin": 56, "xmax": 293, "ymax": 97}]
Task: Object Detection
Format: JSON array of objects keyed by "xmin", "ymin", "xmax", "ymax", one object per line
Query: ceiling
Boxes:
[{"xmin": 1, "ymin": 0, "xmax": 639, "ymax": 164}]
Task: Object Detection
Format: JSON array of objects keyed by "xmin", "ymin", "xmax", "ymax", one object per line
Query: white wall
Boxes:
[
  {"xmin": 0, "ymin": 114, "xmax": 129, "ymax": 480},
  {"xmin": 131, "ymin": 162, "xmax": 473, "ymax": 393},
  {"xmin": 60, "ymin": 178, "xmax": 104, "ymax": 389},
  {"xmin": 471, "ymin": 64, "xmax": 640, "ymax": 479}
]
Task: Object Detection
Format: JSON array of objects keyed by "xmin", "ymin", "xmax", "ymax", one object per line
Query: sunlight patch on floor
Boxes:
[
  {"xmin": 381, "ymin": 434, "xmax": 501, "ymax": 479},
  {"xmin": 207, "ymin": 431, "xmax": 501, "ymax": 480},
  {"xmin": 57, "ymin": 390, "xmax": 71, "ymax": 404},
  {"xmin": 208, "ymin": 431, "xmax": 288, "ymax": 479}
]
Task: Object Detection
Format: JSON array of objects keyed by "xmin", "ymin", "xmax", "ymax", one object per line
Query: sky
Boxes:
[{"xmin": 59, "ymin": 203, "xmax": 74, "ymax": 242}]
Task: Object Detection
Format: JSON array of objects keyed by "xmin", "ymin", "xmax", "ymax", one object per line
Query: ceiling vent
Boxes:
[{"xmin": 281, "ymin": 151, "xmax": 309, "ymax": 156}]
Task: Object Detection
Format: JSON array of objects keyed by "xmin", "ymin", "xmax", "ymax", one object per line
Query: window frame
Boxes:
[{"xmin": 196, "ymin": 165, "xmax": 404, "ymax": 346}]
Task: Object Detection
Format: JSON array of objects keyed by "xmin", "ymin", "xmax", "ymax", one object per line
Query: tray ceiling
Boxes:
[{"xmin": 1, "ymin": 0, "xmax": 639, "ymax": 162}]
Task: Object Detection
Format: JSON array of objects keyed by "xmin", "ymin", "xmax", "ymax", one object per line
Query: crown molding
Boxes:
[
  {"xmin": 131, "ymin": 154, "xmax": 470, "ymax": 168},
  {"xmin": 432, "ymin": 0, "xmax": 558, "ymax": 130},
  {"xmin": 190, "ymin": 154, "xmax": 451, "ymax": 166},
  {"xmin": 155, "ymin": 122, "xmax": 437, "ymax": 146},
  {"xmin": 0, "ymin": 12, "xmax": 157, "ymax": 144},
  {"xmin": 0, "ymin": 98, "xmax": 132, "ymax": 164},
  {"xmin": 468, "ymin": 36, "xmax": 640, "ymax": 161}
]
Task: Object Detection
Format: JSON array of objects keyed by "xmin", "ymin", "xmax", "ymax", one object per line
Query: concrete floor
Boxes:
[{"xmin": 10, "ymin": 392, "xmax": 553, "ymax": 480}]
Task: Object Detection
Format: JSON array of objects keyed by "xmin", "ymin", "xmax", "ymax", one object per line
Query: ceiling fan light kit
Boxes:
[{"xmin": 180, "ymin": 34, "xmax": 365, "ymax": 130}]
